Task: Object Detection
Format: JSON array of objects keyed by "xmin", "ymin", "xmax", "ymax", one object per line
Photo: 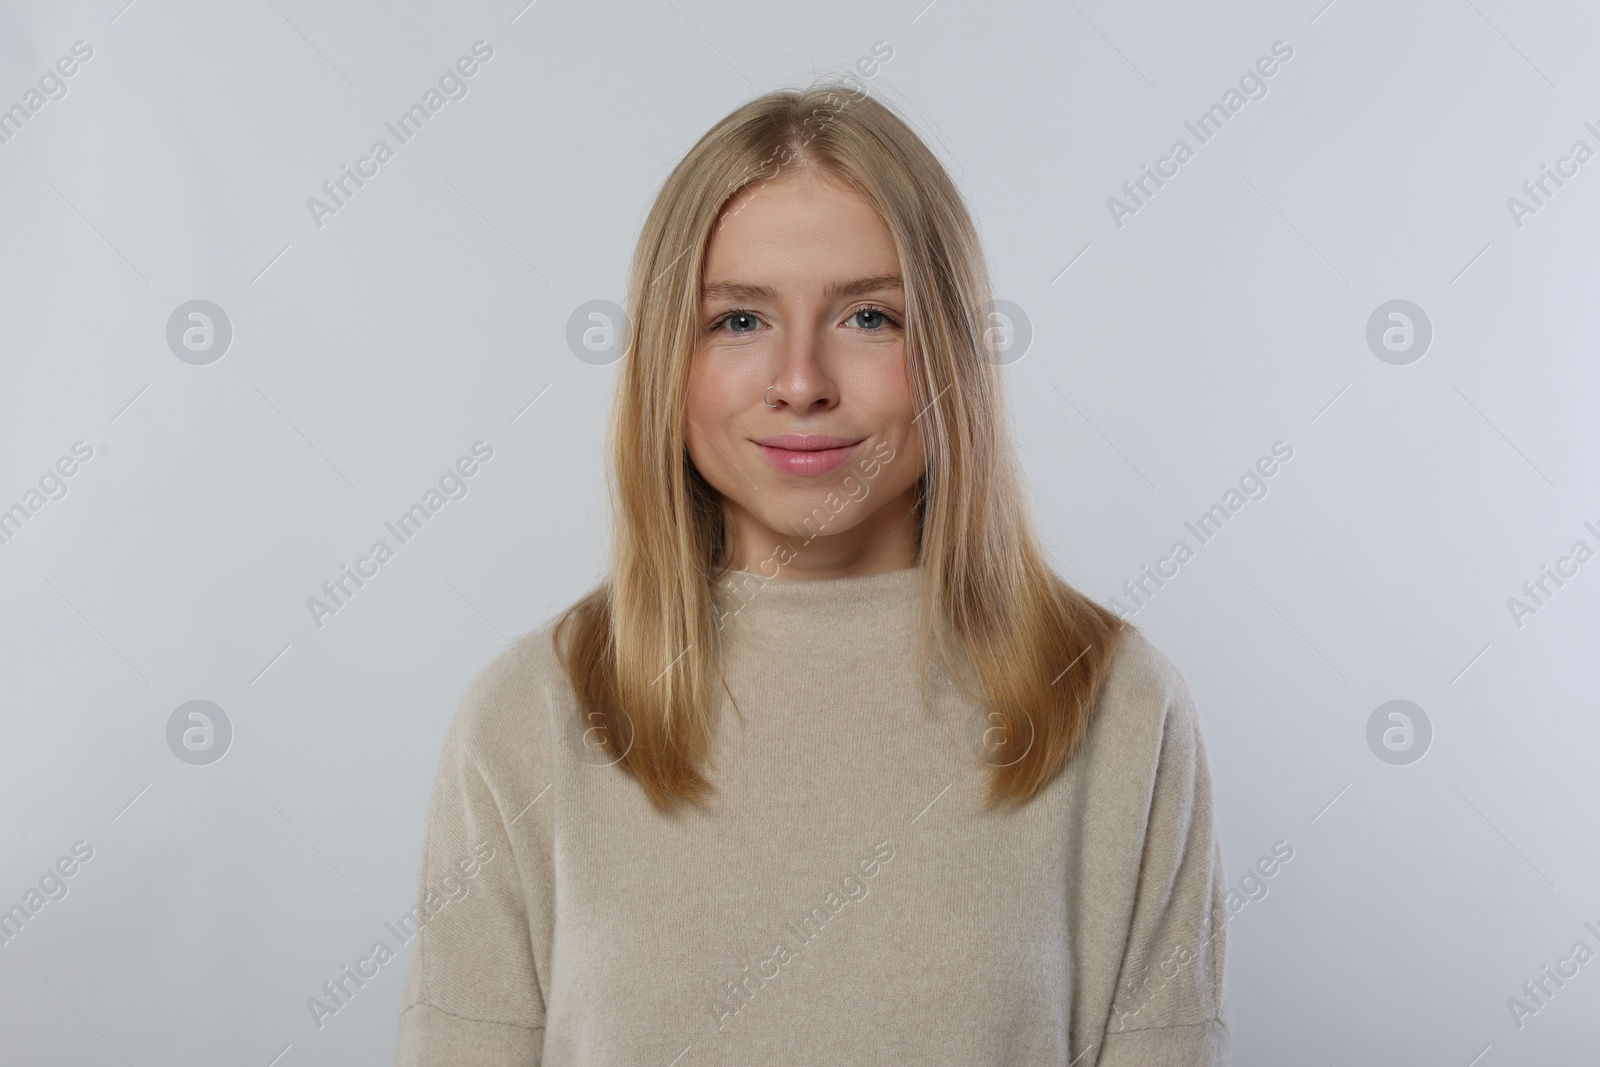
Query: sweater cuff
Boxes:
[
  {"xmin": 396, "ymin": 1000, "xmax": 544, "ymax": 1066},
  {"xmin": 1095, "ymin": 1018, "xmax": 1230, "ymax": 1066}
]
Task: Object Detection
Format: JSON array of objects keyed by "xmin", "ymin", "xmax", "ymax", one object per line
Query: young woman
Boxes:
[{"xmin": 396, "ymin": 84, "xmax": 1230, "ymax": 1066}]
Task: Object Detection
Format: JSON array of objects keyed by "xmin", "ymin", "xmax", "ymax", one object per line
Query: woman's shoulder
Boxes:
[
  {"xmin": 438, "ymin": 613, "xmax": 572, "ymax": 773},
  {"xmin": 1083, "ymin": 624, "xmax": 1209, "ymax": 766},
  {"xmin": 1102, "ymin": 624, "xmax": 1193, "ymax": 704}
]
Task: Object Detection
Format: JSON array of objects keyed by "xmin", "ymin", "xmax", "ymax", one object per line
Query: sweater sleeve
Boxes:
[
  {"xmin": 395, "ymin": 639, "xmax": 554, "ymax": 1066},
  {"xmin": 1093, "ymin": 657, "xmax": 1232, "ymax": 1066}
]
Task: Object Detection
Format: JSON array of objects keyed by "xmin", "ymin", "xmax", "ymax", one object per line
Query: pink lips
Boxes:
[{"xmin": 753, "ymin": 434, "xmax": 866, "ymax": 476}]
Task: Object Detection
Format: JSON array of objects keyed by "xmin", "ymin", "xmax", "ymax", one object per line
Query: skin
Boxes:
[{"xmin": 684, "ymin": 165, "xmax": 927, "ymax": 580}]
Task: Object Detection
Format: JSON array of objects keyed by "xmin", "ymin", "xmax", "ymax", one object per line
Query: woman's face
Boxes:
[{"xmin": 684, "ymin": 166, "xmax": 927, "ymax": 577}]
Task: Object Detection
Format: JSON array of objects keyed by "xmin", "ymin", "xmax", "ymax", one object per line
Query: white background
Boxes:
[{"xmin": 2, "ymin": 0, "xmax": 1597, "ymax": 1063}]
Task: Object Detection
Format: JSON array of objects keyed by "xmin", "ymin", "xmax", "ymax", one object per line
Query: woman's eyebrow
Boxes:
[
  {"xmin": 701, "ymin": 274, "xmax": 904, "ymax": 303},
  {"xmin": 828, "ymin": 273, "xmax": 903, "ymax": 299}
]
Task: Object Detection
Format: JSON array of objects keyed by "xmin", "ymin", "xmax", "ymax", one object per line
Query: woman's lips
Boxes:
[{"xmin": 753, "ymin": 436, "xmax": 866, "ymax": 476}]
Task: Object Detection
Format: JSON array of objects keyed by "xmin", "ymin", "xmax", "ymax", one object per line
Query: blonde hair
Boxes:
[{"xmin": 554, "ymin": 83, "xmax": 1130, "ymax": 811}]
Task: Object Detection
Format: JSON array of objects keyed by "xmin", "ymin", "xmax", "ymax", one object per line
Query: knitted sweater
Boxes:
[{"xmin": 395, "ymin": 564, "xmax": 1230, "ymax": 1065}]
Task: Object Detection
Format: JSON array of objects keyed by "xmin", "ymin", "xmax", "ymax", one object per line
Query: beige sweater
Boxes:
[{"xmin": 395, "ymin": 565, "xmax": 1230, "ymax": 1065}]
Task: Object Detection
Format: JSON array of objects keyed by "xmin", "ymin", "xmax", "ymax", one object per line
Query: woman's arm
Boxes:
[
  {"xmin": 1081, "ymin": 639, "xmax": 1228, "ymax": 1062},
  {"xmin": 396, "ymin": 638, "xmax": 556, "ymax": 1066}
]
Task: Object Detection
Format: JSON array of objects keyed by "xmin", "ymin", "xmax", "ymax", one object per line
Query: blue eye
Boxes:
[
  {"xmin": 712, "ymin": 309, "xmax": 762, "ymax": 333},
  {"xmin": 849, "ymin": 306, "xmax": 901, "ymax": 331}
]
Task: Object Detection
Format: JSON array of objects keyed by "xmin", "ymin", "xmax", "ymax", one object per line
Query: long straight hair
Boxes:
[{"xmin": 554, "ymin": 83, "xmax": 1130, "ymax": 812}]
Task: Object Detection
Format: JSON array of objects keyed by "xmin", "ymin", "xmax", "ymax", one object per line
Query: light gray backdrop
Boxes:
[{"xmin": 2, "ymin": 0, "xmax": 1597, "ymax": 1063}]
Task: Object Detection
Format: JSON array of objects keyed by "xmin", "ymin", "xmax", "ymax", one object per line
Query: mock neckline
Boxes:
[{"xmin": 711, "ymin": 563, "xmax": 925, "ymax": 608}]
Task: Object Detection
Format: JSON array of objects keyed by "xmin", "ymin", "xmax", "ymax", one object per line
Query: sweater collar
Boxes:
[{"xmin": 711, "ymin": 563, "xmax": 925, "ymax": 620}]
